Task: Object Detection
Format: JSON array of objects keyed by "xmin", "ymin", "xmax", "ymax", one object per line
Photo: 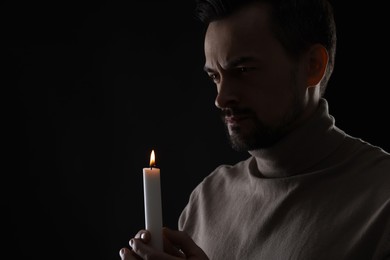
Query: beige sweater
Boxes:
[{"xmin": 179, "ymin": 99, "xmax": 390, "ymax": 260}]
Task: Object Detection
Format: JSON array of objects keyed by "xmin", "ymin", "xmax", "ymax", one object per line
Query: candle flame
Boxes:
[{"xmin": 149, "ymin": 150, "xmax": 156, "ymax": 168}]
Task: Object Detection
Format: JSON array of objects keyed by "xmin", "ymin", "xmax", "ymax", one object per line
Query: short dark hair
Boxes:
[{"xmin": 194, "ymin": 0, "xmax": 337, "ymax": 96}]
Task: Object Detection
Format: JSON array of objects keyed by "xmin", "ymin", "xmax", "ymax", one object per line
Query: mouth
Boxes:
[
  {"xmin": 225, "ymin": 115, "xmax": 250, "ymax": 125},
  {"xmin": 221, "ymin": 107, "xmax": 254, "ymax": 127}
]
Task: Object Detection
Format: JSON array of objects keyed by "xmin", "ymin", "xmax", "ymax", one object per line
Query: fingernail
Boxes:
[
  {"xmin": 130, "ymin": 239, "xmax": 134, "ymax": 247},
  {"xmin": 141, "ymin": 233, "xmax": 146, "ymax": 240},
  {"xmin": 119, "ymin": 248, "xmax": 125, "ymax": 256}
]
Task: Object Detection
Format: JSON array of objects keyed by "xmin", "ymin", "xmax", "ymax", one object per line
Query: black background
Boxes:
[{"xmin": 4, "ymin": 1, "xmax": 389, "ymax": 260}]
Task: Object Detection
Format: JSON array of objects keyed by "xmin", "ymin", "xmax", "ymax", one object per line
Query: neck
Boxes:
[{"xmin": 249, "ymin": 98, "xmax": 344, "ymax": 178}]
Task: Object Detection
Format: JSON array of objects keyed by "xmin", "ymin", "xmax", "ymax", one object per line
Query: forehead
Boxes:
[{"xmin": 204, "ymin": 2, "xmax": 275, "ymax": 66}]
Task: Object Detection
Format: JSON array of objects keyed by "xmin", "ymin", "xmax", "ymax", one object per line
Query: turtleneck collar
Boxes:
[{"xmin": 249, "ymin": 98, "xmax": 346, "ymax": 178}]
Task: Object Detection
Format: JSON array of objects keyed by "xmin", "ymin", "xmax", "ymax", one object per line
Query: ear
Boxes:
[{"xmin": 306, "ymin": 44, "xmax": 328, "ymax": 87}]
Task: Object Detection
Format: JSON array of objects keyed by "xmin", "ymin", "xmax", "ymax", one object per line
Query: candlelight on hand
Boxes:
[{"xmin": 142, "ymin": 149, "xmax": 163, "ymax": 250}]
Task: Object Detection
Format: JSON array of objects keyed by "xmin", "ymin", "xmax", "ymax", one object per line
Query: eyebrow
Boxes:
[{"xmin": 203, "ymin": 56, "xmax": 258, "ymax": 73}]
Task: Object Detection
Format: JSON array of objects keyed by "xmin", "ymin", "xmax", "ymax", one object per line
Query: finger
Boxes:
[
  {"xmin": 131, "ymin": 238, "xmax": 162, "ymax": 259},
  {"xmin": 134, "ymin": 229, "xmax": 151, "ymax": 243},
  {"xmin": 131, "ymin": 237, "xmax": 187, "ymax": 260},
  {"xmin": 119, "ymin": 248, "xmax": 141, "ymax": 260},
  {"xmin": 163, "ymin": 228, "xmax": 208, "ymax": 258}
]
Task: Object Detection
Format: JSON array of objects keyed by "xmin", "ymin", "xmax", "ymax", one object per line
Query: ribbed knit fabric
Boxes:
[{"xmin": 179, "ymin": 99, "xmax": 390, "ymax": 260}]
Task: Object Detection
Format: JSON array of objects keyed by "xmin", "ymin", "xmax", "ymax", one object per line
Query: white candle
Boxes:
[{"xmin": 143, "ymin": 150, "xmax": 163, "ymax": 250}]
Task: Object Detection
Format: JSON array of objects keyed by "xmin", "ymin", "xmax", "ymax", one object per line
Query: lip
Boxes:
[{"xmin": 225, "ymin": 115, "xmax": 250, "ymax": 124}]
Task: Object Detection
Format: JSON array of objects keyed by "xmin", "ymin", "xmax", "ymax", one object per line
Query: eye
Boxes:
[
  {"xmin": 237, "ymin": 67, "xmax": 251, "ymax": 73},
  {"xmin": 208, "ymin": 73, "xmax": 220, "ymax": 83}
]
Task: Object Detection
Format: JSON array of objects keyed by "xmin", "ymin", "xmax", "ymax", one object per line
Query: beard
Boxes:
[{"xmin": 221, "ymin": 71, "xmax": 305, "ymax": 152}]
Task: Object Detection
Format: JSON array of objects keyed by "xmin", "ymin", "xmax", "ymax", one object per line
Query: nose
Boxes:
[{"xmin": 214, "ymin": 78, "xmax": 239, "ymax": 109}]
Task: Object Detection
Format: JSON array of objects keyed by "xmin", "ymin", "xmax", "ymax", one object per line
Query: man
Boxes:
[{"xmin": 120, "ymin": 0, "xmax": 390, "ymax": 259}]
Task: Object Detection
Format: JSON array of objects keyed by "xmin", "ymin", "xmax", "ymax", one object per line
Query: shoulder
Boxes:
[
  {"xmin": 343, "ymin": 136, "xmax": 390, "ymax": 196},
  {"xmin": 179, "ymin": 156, "xmax": 253, "ymax": 208},
  {"xmin": 178, "ymin": 156, "xmax": 253, "ymax": 230},
  {"xmin": 347, "ymin": 135, "xmax": 390, "ymax": 171},
  {"xmin": 198, "ymin": 156, "xmax": 254, "ymax": 190}
]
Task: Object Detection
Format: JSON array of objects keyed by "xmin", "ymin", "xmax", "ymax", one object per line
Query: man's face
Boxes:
[{"xmin": 204, "ymin": 3, "xmax": 308, "ymax": 151}]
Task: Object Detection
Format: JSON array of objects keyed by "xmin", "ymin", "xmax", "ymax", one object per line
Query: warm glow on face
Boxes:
[{"xmin": 149, "ymin": 150, "xmax": 156, "ymax": 167}]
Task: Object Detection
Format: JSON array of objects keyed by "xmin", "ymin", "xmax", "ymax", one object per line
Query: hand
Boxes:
[{"xmin": 119, "ymin": 227, "xmax": 209, "ymax": 260}]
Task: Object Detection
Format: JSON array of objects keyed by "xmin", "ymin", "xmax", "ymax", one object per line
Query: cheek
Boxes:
[{"xmin": 245, "ymin": 77, "xmax": 297, "ymax": 124}]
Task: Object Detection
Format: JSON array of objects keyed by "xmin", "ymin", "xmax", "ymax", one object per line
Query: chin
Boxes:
[
  {"xmin": 229, "ymin": 133, "xmax": 257, "ymax": 151},
  {"xmin": 228, "ymin": 129, "xmax": 281, "ymax": 151}
]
